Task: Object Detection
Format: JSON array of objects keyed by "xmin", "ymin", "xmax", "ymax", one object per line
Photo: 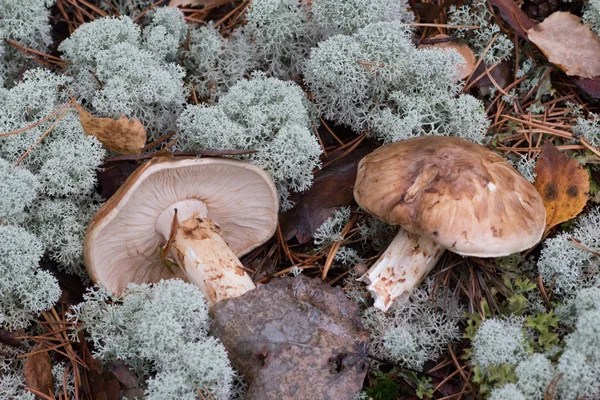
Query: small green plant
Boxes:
[
  {"xmin": 415, "ymin": 376, "xmax": 434, "ymax": 399},
  {"xmin": 525, "ymin": 311, "xmax": 560, "ymax": 351},
  {"xmin": 364, "ymin": 372, "xmax": 400, "ymax": 400}
]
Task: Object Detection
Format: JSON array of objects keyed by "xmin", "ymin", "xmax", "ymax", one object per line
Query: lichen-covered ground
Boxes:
[{"xmin": 1, "ymin": 0, "xmax": 599, "ymax": 399}]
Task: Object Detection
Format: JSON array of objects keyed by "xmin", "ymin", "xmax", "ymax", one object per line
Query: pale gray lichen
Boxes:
[
  {"xmin": 69, "ymin": 279, "xmax": 234, "ymax": 399},
  {"xmin": 0, "ymin": 69, "xmax": 105, "ymax": 276},
  {"xmin": 312, "ymin": 0, "xmax": 414, "ymax": 36},
  {"xmin": 0, "ymin": 158, "xmax": 39, "ymax": 224},
  {"xmin": 573, "ymin": 113, "xmax": 600, "ymax": 149},
  {"xmin": 304, "ymin": 22, "xmax": 489, "ymax": 144},
  {"xmin": 513, "ymin": 354, "xmax": 556, "ymax": 400},
  {"xmin": 52, "ymin": 362, "xmax": 76, "ymax": 398},
  {"xmin": 508, "ymin": 154, "xmax": 537, "ymax": 183},
  {"xmin": 0, "ymin": 372, "xmax": 35, "ymax": 400},
  {"xmin": 59, "ymin": 15, "xmax": 187, "ymax": 139},
  {"xmin": 185, "ymin": 24, "xmax": 257, "ymax": 100},
  {"xmin": 0, "ymin": 0, "xmax": 54, "ymax": 87},
  {"xmin": 448, "ymin": 0, "xmax": 514, "ymax": 65},
  {"xmin": 0, "ymin": 225, "xmax": 61, "ymax": 331},
  {"xmin": 538, "ymin": 207, "xmax": 600, "ymax": 300},
  {"xmin": 244, "ymin": 0, "xmax": 318, "ymax": 80},
  {"xmin": 177, "ymin": 72, "xmax": 322, "ymax": 210},
  {"xmin": 142, "ymin": 7, "xmax": 188, "ymax": 62},
  {"xmin": 471, "ymin": 317, "xmax": 528, "ymax": 370},
  {"xmin": 362, "ymin": 279, "xmax": 463, "ymax": 371},
  {"xmin": 28, "ymin": 196, "xmax": 101, "ymax": 277},
  {"xmin": 313, "ymin": 207, "xmax": 352, "ymax": 247},
  {"xmin": 488, "ymin": 383, "xmax": 526, "ymax": 400},
  {"xmin": 583, "ymin": 0, "xmax": 600, "ymax": 36},
  {"xmin": 556, "ymin": 288, "xmax": 600, "ymax": 399}
]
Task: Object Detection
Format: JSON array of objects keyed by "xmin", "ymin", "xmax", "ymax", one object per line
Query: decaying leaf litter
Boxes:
[{"xmin": 0, "ymin": 0, "xmax": 599, "ymax": 399}]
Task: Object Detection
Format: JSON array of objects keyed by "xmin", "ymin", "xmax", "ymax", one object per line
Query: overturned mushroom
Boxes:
[
  {"xmin": 354, "ymin": 136, "xmax": 546, "ymax": 311},
  {"xmin": 84, "ymin": 157, "xmax": 279, "ymax": 305}
]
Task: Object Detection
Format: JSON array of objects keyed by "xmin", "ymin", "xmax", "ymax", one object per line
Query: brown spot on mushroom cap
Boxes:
[
  {"xmin": 354, "ymin": 136, "xmax": 546, "ymax": 257},
  {"xmin": 84, "ymin": 157, "xmax": 279, "ymax": 293}
]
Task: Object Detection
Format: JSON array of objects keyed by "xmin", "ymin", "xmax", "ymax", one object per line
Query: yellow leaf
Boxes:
[
  {"xmin": 527, "ymin": 12, "xmax": 600, "ymax": 79},
  {"xmin": 73, "ymin": 102, "xmax": 146, "ymax": 155},
  {"xmin": 533, "ymin": 141, "xmax": 589, "ymax": 233}
]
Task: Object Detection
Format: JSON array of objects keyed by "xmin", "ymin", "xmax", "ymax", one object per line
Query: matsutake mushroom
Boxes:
[
  {"xmin": 84, "ymin": 157, "xmax": 278, "ymax": 305},
  {"xmin": 354, "ymin": 136, "xmax": 546, "ymax": 311}
]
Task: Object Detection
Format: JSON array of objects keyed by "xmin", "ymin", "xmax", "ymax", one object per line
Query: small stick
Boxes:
[
  {"xmin": 0, "ymin": 102, "xmax": 71, "ymax": 138},
  {"xmin": 321, "ymin": 214, "xmax": 358, "ymax": 280},
  {"xmin": 407, "ymin": 23, "xmax": 481, "ymax": 29},
  {"xmin": 15, "ymin": 104, "xmax": 73, "ymax": 166},
  {"xmin": 103, "ymin": 149, "xmax": 258, "ymax": 163}
]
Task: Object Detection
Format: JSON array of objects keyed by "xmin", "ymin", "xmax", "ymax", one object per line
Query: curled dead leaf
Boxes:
[
  {"xmin": 73, "ymin": 102, "xmax": 146, "ymax": 155},
  {"xmin": 527, "ymin": 12, "xmax": 600, "ymax": 79},
  {"xmin": 24, "ymin": 344, "xmax": 53, "ymax": 398},
  {"xmin": 419, "ymin": 34, "xmax": 477, "ymax": 80},
  {"xmin": 533, "ymin": 141, "xmax": 589, "ymax": 233}
]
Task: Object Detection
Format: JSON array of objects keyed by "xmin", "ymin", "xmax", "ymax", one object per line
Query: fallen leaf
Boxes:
[
  {"xmin": 106, "ymin": 362, "xmax": 138, "ymax": 389},
  {"xmin": 533, "ymin": 141, "xmax": 589, "ymax": 233},
  {"xmin": 419, "ymin": 34, "xmax": 476, "ymax": 80},
  {"xmin": 488, "ymin": 0, "xmax": 600, "ymax": 98},
  {"xmin": 212, "ymin": 275, "xmax": 370, "ymax": 400},
  {"xmin": 527, "ymin": 12, "xmax": 600, "ymax": 79},
  {"xmin": 24, "ymin": 344, "xmax": 53, "ymax": 397},
  {"xmin": 168, "ymin": 0, "xmax": 231, "ymax": 7},
  {"xmin": 488, "ymin": 0, "xmax": 537, "ymax": 39},
  {"xmin": 73, "ymin": 102, "xmax": 146, "ymax": 155},
  {"xmin": 79, "ymin": 332, "xmax": 121, "ymax": 400},
  {"xmin": 470, "ymin": 60, "xmax": 511, "ymax": 96},
  {"xmin": 279, "ymin": 140, "xmax": 377, "ymax": 243}
]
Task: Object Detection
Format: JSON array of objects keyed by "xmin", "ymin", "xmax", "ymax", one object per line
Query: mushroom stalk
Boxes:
[
  {"xmin": 156, "ymin": 201, "xmax": 255, "ymax": 305},
  {"xmin": 358, "ymin": 229, "xmax": 445, "ymax": 311}
]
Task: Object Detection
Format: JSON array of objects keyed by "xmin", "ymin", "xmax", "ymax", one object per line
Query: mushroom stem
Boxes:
[
  {"xmin": 162, "ymin": 215, "xmax": 256, "ymax": 305},
  {"xmin": 358, "ymin": 229, "xmax": 445, "ymax": 311}
]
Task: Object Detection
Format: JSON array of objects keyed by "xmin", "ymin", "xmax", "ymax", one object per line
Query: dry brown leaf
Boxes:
[
  {"xmin": 279, "ymin": 140, "xmax": 377, "ymax": 243},
  {"xmin": 533, "ymin": 141, "xmax": 589, "ymax": 233},
  {"xmin": 24, "ymin": 344, "xmax": 53, "ymax": 397},
  {"xmin": 527, "ymin": 12, "xmax": 600, "ymax": 79},
  {"xmin": 212, "ymin": 276, "xmax": 369, "ymax": 400},
  {"xmin": 73, "ymin": 102, "xmax": 146, "ymax": 155},
  {"xmin": 168, "ymin": 0, "xmax": 231, "ymax": 7}
]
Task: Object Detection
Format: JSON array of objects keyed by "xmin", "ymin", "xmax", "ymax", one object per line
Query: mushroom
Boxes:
[
  {"xmin": 84, "ymin": 157, "xmax": 279, "ymax": 305},
  {"xmin": 354, "ymin": 136, "xmax": 546, "ymax": 311}
]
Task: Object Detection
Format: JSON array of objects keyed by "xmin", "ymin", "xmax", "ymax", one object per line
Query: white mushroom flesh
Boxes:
[
  {"xmin": 358, "ymin": 229, "xmax": 445, "ymax": 311},
  {"xmin": 161, "ymin": 213, "xmax": 256, "ymax": 305}
]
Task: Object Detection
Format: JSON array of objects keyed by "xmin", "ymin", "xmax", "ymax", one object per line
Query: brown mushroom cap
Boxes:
[
  {"xmin": 85, "ymin": 157, "xmax": 279, "ymax": 293},
  {"xmin": 354, "ymin": 136, "xmax": 546, "ymax": 257}
]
